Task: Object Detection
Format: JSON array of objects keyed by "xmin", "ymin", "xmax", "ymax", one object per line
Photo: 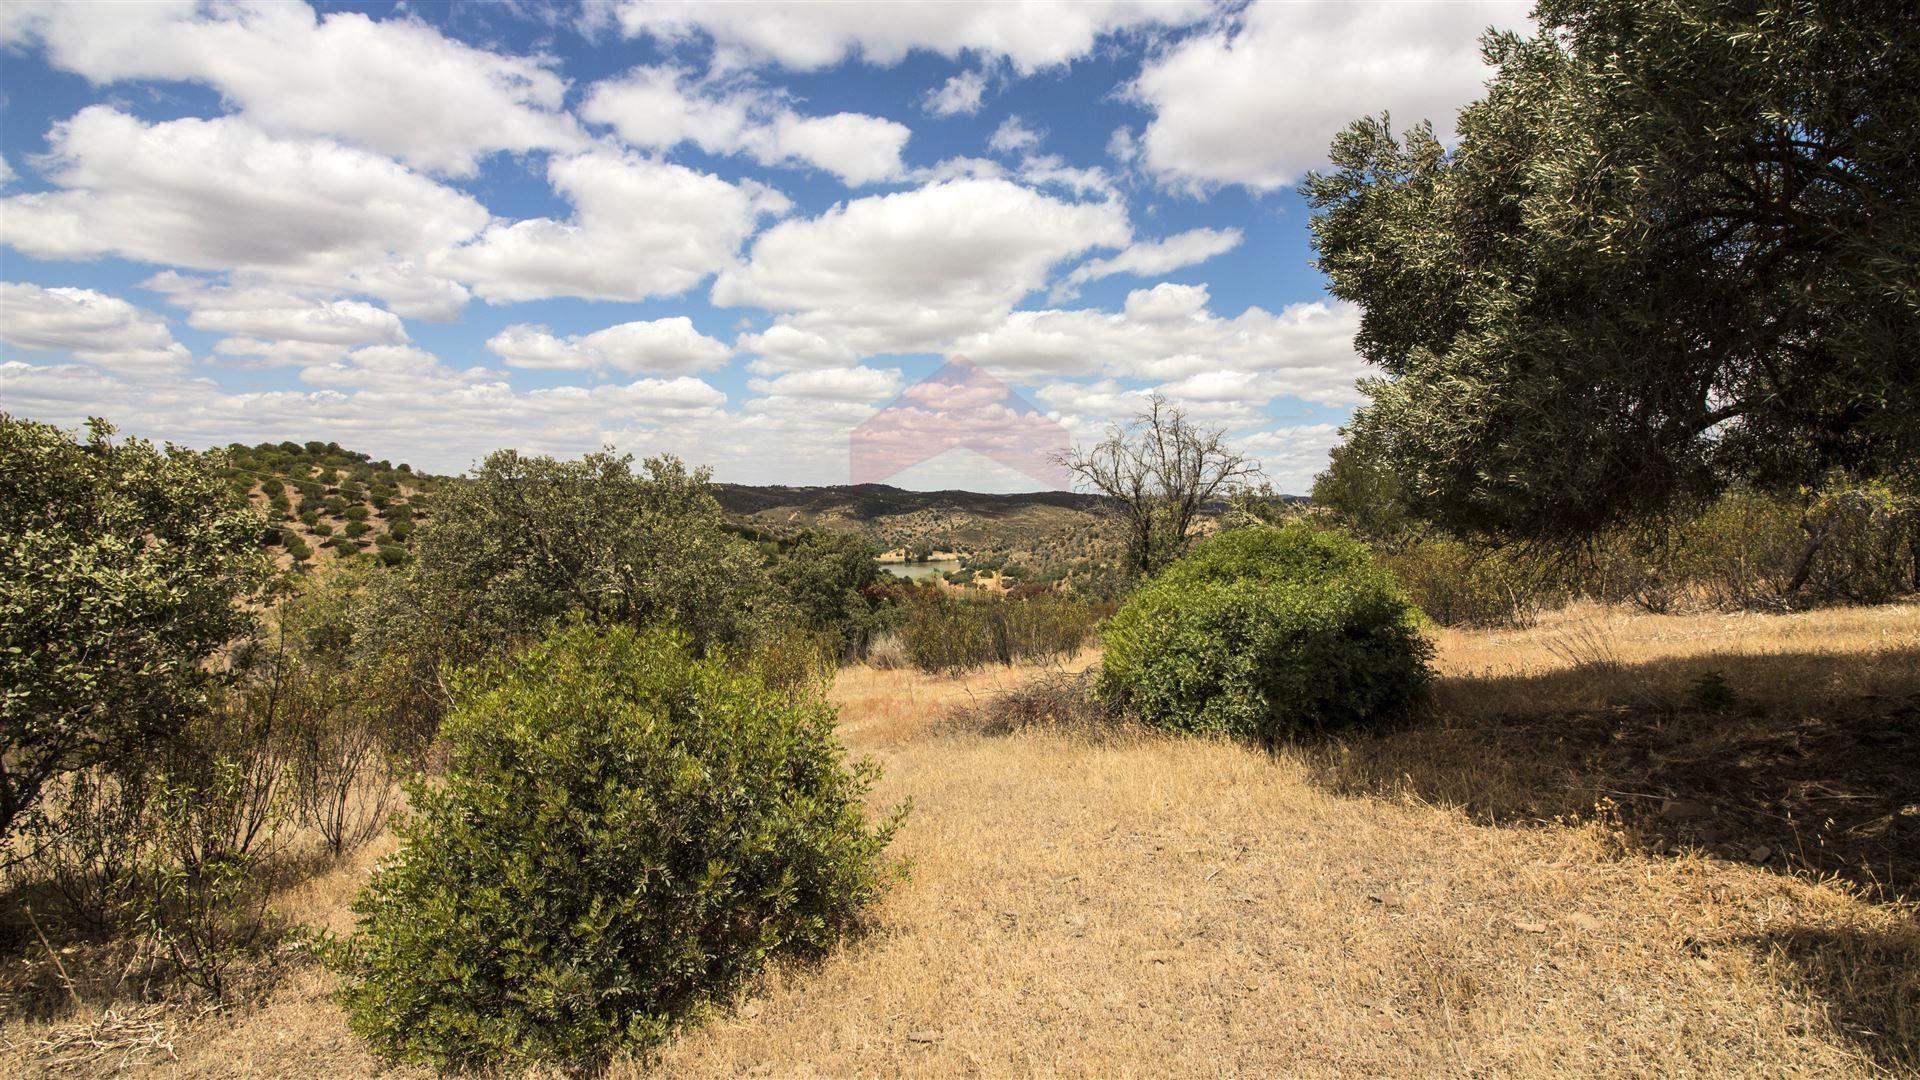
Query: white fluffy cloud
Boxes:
[
  {"xmin": 0, "ymin": 1, "xmax": 583, "ymax": 176},
  {"xmin": 144, "ymin": 272, "xmax": 408, "ymax": 364},
  {"xmin": 441, "ymin": 149, "xmax": 789, "ymax": 304},
  {"xmin": 923, "ymin": 69, "xmax": 989, "ymax": 117},
  {"xmin": 1237, "ymin": 423, "xmax": 1346, "ymax": 494},
  {"xmin": 581, "ymin": 66, "xmax": 910, "ymax": 185},
  {"xmin": 955, "ymin": 283, "xmax": 1368, "ymax": 405},
  {"xmin": 988, "ymin": 115, "xmax": 1044, "ymax": 156},
  {"xmin": 714, "ymin": 177, "xmax": 1130, "ymax": 353},
  {"xmin": 1054, "ymin": 226, "xmax": 1242, "ymax": 298},
  {"xmin": 746, "ymin": 365, "xmax": 902, "ymax": 401},
  {"xmin": 487, "ymin": 317, "xmax": 732, "ymax": 375},
  {"xmin": 0, "ymin": 349, "xmax": 730, "ymax": 475},
  {"xmin": 615, "ymin": 0, "xmax": 1210, "ymax": 74},
  {"xmin": 734, "ymin": 324, "xmax": 858, "ymax": 373},
  {"xmin": 0, "ymin": 108, "xmax": 483, "ymax": 317},
  {"xmin": 0, "ymin": 281, "xmax": 191, "ymax": 373},
  {"xmin": 1127, "ymin": 1, "xmax": 1530, "ymax": 190}
]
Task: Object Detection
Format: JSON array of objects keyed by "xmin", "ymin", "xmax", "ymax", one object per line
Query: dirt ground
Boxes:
[{"xmin": 6, "ymin": 603, "xmax": 1917, "ymax": 1077}]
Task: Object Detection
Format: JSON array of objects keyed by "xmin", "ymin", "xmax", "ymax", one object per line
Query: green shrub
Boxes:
[
  {"xmin": 1587, "ymin": 479, "xmax": 1919, "ymax": 613},
  {"xmin": 1383, "ymin": 537, "xmax": 1564, "ymax": 627},
  {"xmin": 410, "ymin": 450, "xmax": 780, "ymax": 660},
  {"xmin": 768, "ymin": 530, "xmax": 888, "ymax": 659},
  {"xmin": 1100, "ymin": 524, "xmax": 1432, "ymax": 742},
  {"xmin": 896, "ymin": 592, "xmax": 1096, "ymax": 675},
  {"xmin": 1, "ymin": 416, "xmax": 270, "ymax": 838},
  {"xmin": 329, "ymin": 620, "xmax": 899, "ymax": 1072},
  {"xmin": 899, "ymin": 595, "xmax": 995, "ymax": 675}
]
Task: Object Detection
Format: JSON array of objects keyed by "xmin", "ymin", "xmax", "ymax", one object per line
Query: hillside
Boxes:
[
  {"xmin": 217, "ymin": 441, "xmax": 445, "ymax": 571},
  {"xmin": 714, "ymin": 482, "xmax": 1114, "ymax": 549}
]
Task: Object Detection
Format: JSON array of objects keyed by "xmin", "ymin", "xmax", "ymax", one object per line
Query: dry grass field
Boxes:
[{"xmin": 6, "ymin": 604, "xmax": 1918, "ymax": 1078}]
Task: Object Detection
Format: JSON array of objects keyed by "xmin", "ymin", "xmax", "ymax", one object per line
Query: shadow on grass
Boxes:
[
  {"xmin": 1746, "ymin": 921, "xmax": 1920, "ymax": 1073},
  {"xmin": 1308, "ymin": 645, "xmax": 1920, "ymax": 901},
  {"xmin": 0, "ymin": 843, "xmax": 332, "ymax": 1022}
]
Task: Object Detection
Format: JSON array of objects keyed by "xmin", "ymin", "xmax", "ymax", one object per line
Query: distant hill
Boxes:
[
  {"xmin": 217, "ymin": 441, "xmax": 446, "ymax": 572},
  {"xmin": 215, "ymin": 439, "xmax": 1296, "ymax": 583},
  {"xmin": 712, "ymin": 483, "xmax": 1115, "ymax": 551}
]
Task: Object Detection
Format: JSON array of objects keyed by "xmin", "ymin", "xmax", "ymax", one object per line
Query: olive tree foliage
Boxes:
[
  {"xmin": 1305, "ymin": 0, "xmax": 1920, "ymax": 541},
  {"xmin": 0, "ymin": 416, "xmax": 271, "ymax": 841},
  {"xmin": 1059, "ymin": 395, "xmax": 1263, "ymax": 579},
  {"xmin": 409, "ymin": 449, "xmax": 784, "ymax": 657}
]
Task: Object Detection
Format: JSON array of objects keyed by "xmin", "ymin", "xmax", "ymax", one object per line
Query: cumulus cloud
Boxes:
[
  {"xmin": 0, "ymin": 1, "xmax": 583, "ymax": 176},
  {"xmin": 0, "ymin": 349, "xmax": 730, "ymax": 476},
  {"xmin": 581, "ymin": 66, "xmax": 910, "ymax": 185},
  {"xmin": 0, "ymin": 108, "xmax": 483, "ymax": 317},
  {"xmin": 955, "ymin": 283, "xmax": 1368, "ymax": 405},
  {"xmin": 614, "ymin": 0, "xmax": 1210, "ymax": 74},
  {"xmin": 144, "ymin": 272, "xmax": 407, "ymax": 363},
  {"xmin": 441, "ymin": 149, "xmax": 789, "ymax": 304},
  {"xmin": 987, "ymin": 115, "xmax": 1044, "ymax": 156},
  {"xmin": 1127, "ymin": 1, "xmax": 1530, "ymax": 190},
  {"xmin": 1053, "ymin": 226, "xmax": 1241, "ymax": 298},
  {"xmin": 486, "ymin": 317, "xmax": 732, "ymax": 375},
  {"xmin": 735, "ymin": 323, "xmax": 859, "ymax": 372},
  {"xmin": 713, "ymin": 177, "xmax": 1131, "ymax": 354},
  {"xmin": 1237, "ymin": 422, "xmax": 1346, "ymax": 491},
  {"xmin": 0, "ymin": 153, "xmax": 15, "ymax": 186},
  {"xmin": 0, "ymin": 281, "xmax": 191, "ymax": 373},
  {"xmin": 746, "ymin": 364, "xmax": 903, "ymax": 401},
  {"xmin": 923, "ymin": 69, "xmax": 989, "ymax": 117},
  {"xmin": 1016, "ymin": 155, "xmax": 1117, "ymax": 199}
]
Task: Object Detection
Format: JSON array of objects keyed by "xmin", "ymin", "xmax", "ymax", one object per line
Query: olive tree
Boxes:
[
  {"xmin": 1306, "ymin": 0, "xmax": 1919, "ymax": 540},
  {"xmin": 0, "ymin": 417, "xmax": 270, "ymax": 839}
]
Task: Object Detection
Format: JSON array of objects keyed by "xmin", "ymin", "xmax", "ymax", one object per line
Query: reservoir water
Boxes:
[{"xmin": 879, "ymin": 559, "xmax": 963, "ymax": 581}]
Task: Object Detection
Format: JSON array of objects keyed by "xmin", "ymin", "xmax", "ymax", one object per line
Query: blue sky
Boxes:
[{"xmin": 0, "ymin": 1, "xmax": 1529, "ymax": 491}]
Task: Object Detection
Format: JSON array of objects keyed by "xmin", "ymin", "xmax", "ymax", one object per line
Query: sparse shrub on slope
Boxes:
[
  {"xmin": 1101, "ymin": 523, "xmax": 1432, "ymax": 742},
  {"xmin": 897, "ymin": 592, "xmax": 1098, "ymax": 675},
  {"xmin": 1383, "ymin": 536, "xmax": 1565, "ymax": 627},
  {"xmin": 329, "ymin": 620, "xmax": 900, "ymax": 1073}
]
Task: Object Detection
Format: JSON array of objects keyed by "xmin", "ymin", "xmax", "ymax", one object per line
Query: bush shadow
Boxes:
[
  {"xmin": 1308, "ymin": 644, "xmax": 1920, "ymax": 901},
  {"xmin": 1742, "ymin": 921, "xmax": 1920, "ymax": 1073}
]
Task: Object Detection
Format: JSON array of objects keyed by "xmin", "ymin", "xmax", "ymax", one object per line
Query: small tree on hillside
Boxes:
[{"xmin": 1059, "ymin": 395, "xmax": 1262, "ymax": 578}]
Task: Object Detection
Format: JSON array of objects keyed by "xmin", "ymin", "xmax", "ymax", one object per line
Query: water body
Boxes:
[{"xmin": 879, "ymin": 559, "xmax": 963, "ymax": 581}]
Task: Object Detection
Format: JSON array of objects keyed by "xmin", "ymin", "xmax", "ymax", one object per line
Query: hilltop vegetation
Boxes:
[{"xmin": 218, "ymin": 440, "xmax": 443, "ymax": 570}]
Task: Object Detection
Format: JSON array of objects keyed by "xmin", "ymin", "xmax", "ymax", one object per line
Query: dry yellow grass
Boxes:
[{"xmin": 5, "ymin": 605, "xmax": 1917, "ymax": 1078}]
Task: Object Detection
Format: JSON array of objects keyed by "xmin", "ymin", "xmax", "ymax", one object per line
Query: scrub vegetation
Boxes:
[{"xmin": 4, "ymin": 0, "xmax": 1917, "ymax": 1074}]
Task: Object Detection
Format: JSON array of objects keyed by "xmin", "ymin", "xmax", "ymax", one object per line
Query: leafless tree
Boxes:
[{"xmin": 1057, "ymin": 395, "xmax": 1263, "ymax": 578}]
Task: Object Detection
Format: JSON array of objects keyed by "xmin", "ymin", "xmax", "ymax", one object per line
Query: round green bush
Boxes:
[
  {"xmin": 329, "ymin": 620, "xmax": 899, "ymax": 1072},
  {"xmin": 1100, "ymin": 523, "xmax": 1432, "ymax": 741}
]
